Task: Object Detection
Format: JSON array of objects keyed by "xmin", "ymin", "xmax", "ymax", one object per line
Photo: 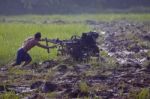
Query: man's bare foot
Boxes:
[{"xmin": 11, "ymin": 62, "xmax": 17, "ymax": 66}]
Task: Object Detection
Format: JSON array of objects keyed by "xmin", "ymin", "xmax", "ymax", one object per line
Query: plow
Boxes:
[{"xmin": 45, "ymin": 31, "xmax": 100, "ymax": 61}]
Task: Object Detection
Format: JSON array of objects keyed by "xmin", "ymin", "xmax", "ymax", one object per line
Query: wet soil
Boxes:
[{"xmin": 0, "ymin": 20, "xmax": 150, "ymax": 99}]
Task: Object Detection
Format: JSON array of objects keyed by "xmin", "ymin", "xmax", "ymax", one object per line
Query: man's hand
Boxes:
[
  {"xmin": 48, "ymin": 45, "xmax": 57, "ymax": 49},
  {"xmin": 40, "ymin": 38, "xmax": 46, "ymax": 41}
]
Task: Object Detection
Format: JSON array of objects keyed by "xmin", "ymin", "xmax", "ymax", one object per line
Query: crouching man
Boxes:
[{"xmin": 12, "ymin": 32, "xmax": 55, "ymax": 66}]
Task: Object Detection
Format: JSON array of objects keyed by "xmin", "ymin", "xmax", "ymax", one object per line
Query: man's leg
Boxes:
[
  {"xmin": 12, "ymin": 62, "xmax": 18, "ymax": 66},
  {"xmin": 12, "ymin": 49, "xmax": 23, "ymax": 66},
  {"xmin": 22, "ymin": 60, "xmax": 31, "ymax": 66},
  {"xmin": 22, "ymin": 53, "xmax": 32, "ymax": 66}
]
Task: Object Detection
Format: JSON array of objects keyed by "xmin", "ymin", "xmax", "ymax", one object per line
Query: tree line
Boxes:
[{"xmin": 0, "ymin": 0, "xmax": 150, "ymax": 15}]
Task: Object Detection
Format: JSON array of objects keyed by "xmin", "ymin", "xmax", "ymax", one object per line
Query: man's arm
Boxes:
[
  {"xmin": 36, "ymin": 43, "xmax": 56, "ymax": 49},
  {"xmin": 36, "ymin": 43, "xmax": 48, "ymax": 49}
]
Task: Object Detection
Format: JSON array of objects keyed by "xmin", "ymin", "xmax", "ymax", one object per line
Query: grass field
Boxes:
[
  {"xmin": 0, "ymin": 13, "xmax": 150, "ymax": 65},
  {"xmin": 0, "ymin": 23, "xmax": 90, "ymax": 65},
  {"xmin": 1, "ymin": 13, "xmax": 150, "ymax": 22}
]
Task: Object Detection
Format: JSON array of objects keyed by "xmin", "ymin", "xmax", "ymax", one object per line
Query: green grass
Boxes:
[
  {"xmin": 0, "ymin": 13, "xmax": 150, "ymax": 23},
  {"xmin": 0, "ymin": 22, "xmax": 90, "ymax": 65},
  {"xmin": 0, "ymin": 92, "xmax": 20, "ymax": 99},
  {"xmin": 136, "ymin": 88, "xmax": 150, "ymax": 99},
  {"xmin": 79, "ymin": 81, "xmax": 89, "ymax": 93}
]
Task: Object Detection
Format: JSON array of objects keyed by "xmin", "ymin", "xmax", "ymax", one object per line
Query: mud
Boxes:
[{"xmin": 0, "ymin": 20, "xmax": 150, "ymax": 99}]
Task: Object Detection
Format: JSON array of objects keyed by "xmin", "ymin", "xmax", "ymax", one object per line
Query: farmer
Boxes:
[{"xmin": 12, "ymin": 32, "xmax": 55, "ymax": 66}]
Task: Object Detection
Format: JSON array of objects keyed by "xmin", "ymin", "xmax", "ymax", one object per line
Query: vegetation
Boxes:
[
  {"xmin": 0, "ymin": 92, "xmax": 20, "ymax": 99},
  {"xmin": 0, "ymin": 0, "xmax": 150, "ymax": 14},
  {"xmin": 137, "ymin": 88, "xmax": 150, "ymax": 99},
  {"xmin": 79, "ymin": 81, "xmax": 89, "ymax": 93},
  {"xmin": 1, "ymin": 13, "xmax": 150, "ymax": 23},
  {"xmin": 0, "ymin": 21, "xmax": 90, "ymax": 65}
]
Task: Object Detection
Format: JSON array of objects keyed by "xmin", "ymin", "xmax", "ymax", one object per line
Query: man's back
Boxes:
[{"xmin": 22, "ymin": 37, "xmax": 38, "ymax": 52}]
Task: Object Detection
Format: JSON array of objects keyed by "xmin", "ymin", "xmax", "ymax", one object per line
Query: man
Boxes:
[{"xmin": 12, "ymin": 32, "xmax": 55, "ymax": 66}]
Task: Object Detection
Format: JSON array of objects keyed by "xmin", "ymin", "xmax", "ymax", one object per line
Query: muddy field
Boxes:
[{"xmin": 0, "ymin": 20, "xmax": 150, "ymax": 99}]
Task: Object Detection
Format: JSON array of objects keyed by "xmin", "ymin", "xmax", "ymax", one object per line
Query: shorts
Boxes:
[{"xmin": 16, "ymin": 48, "xmax": 32, "ymax": 65}]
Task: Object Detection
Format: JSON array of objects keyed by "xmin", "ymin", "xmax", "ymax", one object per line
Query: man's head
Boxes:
[{"xmin": 34, "ymin": 32, "xmax": 41, "ymax": 40}]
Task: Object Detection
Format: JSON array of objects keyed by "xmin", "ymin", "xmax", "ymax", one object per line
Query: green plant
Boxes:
[
  {"xmin": 45, "ymin": 92, "xmax": 57, "ymax": 98},
  {"xmin": 136, "ymin": 88, "xmax": 150, "ymax": 99},
  {"xmin": 8, "ymin": 67, "xmax": 31, "ymax": 75},
  {"xmin": 107, "ymin": 57, "xmax": 118, "ymax": 68},
  {"xmin": 100, "ymin": 50, "xmax": 109, "ymax": 57},
  {"xmin": 0, "ymin": 92, "xmax": 20, "ymax": 99},
  {"xmin": 79, "ymin": 81, "xmax": 89, "ymax": 93}
]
